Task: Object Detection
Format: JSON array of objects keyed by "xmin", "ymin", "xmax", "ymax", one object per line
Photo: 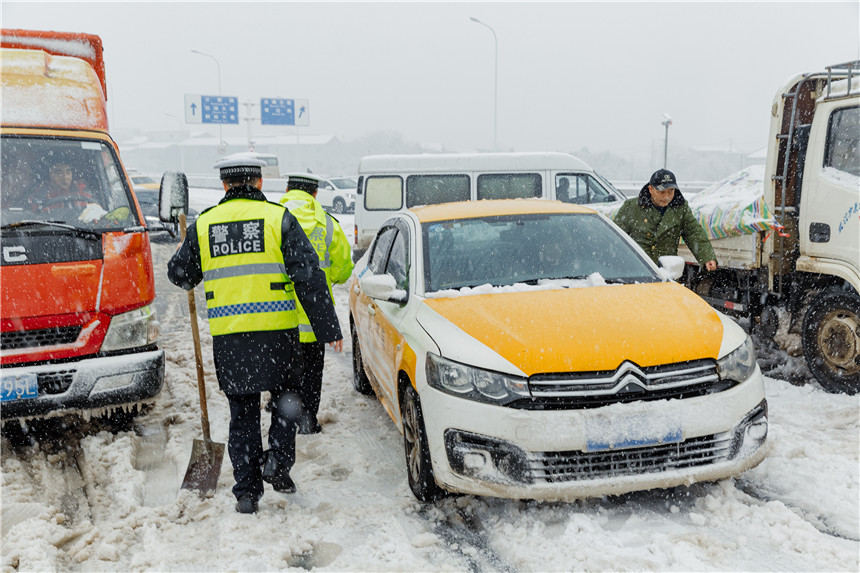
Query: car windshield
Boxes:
[
  {"xmin": 1, "ymin": 136, "xmax": 141, "ymax": 231},
  {"xmin": 422, "ymin": 212, "xmax": 658, "ymax": 292},
  {"xmin": 330, "ymin": 177, "xmax": 357, "ymax": 190}
]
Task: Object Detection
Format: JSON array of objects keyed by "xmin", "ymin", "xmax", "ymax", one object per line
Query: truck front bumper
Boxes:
[{"xmin": 0, "ymin": 349, "xmax": 164, "ymax": 421}]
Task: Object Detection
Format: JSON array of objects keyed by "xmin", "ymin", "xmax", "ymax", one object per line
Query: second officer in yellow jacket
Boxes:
[{"xmin": 280, "ymin": 175, "xmax": 354, "ymax": 433}]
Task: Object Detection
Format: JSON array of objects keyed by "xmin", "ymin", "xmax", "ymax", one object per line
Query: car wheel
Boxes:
[
  {"xmin": 332, "ymin": 198, "xmax": 346, "ymax": 214},
  {"xmin": 401, "ymin": 384, "xmax": 444, "ymax": 501},
  {"xmin": 802, "ymin": 287, "xmax": 860, "ymax": 394},
  {"xmin": 351, "ymin": 322, "xmax": 374, "ymax": 396}
]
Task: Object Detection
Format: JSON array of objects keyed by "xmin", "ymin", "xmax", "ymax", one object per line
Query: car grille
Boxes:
[
  {"xmin": 0, "ymin": 326, "xmax": 83, "ymax": 351},
  {"xmin": 514, "ymin": 359, "xmax": 729, "ymax": 410},
  {"xmin": 529, "ymin": 432, "xmax": 732, "ymax": 483}
]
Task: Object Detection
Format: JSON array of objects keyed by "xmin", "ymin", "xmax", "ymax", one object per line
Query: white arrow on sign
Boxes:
[
  {"xmin": 294, "ymin": 99, "xmax": 309, "ymax": 127},
  {"xmin": 184, "ymin": 94, "xmax": 202, "ymax": 124}
]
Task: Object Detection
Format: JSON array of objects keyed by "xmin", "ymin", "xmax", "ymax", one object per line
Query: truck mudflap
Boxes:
[{"xmin": 0, "ymin": 349, "xmax": 164, "ymax": 421}]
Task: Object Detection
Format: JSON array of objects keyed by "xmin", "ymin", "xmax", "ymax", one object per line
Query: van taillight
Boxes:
[{"xmin": 354, "ymin": 224, "xmax": 358, "ymax": 245}]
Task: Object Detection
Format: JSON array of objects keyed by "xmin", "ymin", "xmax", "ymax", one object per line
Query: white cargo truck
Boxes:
[{"xmin": 680, "ymin": 61, "xmax": 859, "ymax": 394}]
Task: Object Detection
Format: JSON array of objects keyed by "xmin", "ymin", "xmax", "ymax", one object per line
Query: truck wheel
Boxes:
[
  {"xmin": 401, "ymin": 384, "xmax": 444, "ymax": 502},
  {"xmin": 802, "ymin": 287, "xmax": 860, "ymax": 394},
  {"xmin": 332, "ymin": 198, "xmax": 346, "ymax": 214},
  {"xmin": 351, "ymin": 322, "xmax": 374, "ymax": 396}
]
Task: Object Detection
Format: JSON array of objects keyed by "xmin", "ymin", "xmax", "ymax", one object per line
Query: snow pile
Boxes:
[{"xmin": 426, "ymin": 272, "xmax": 608, "ymax": 298}]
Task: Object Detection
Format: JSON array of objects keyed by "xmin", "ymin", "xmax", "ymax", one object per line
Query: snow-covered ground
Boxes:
[{"xmin": 2, "ymin": 190, "xmax": 858, "ymax": 572}]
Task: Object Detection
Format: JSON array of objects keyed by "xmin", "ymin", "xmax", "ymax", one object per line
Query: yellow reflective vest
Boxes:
[
  {"xmin": 279, "ymin": 190, "xmax": 354, "ymax": 342},
  {"xmin": 196, "ymin": 198, "xmax": 299, "ymax": 335}
]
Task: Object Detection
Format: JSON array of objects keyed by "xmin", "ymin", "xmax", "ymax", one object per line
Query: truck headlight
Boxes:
[
  {"xmin": 426, "ymin": 353, "xmax": 529, "ymax": 405},
  {"xmin": 717, "ymin": 335, "xmax": 757, "ymax": 382},
  {"xmin": 101, "ymin": 305, "xmax": 159, "ymax": 352}
]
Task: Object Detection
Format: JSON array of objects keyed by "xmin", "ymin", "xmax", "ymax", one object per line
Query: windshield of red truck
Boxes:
[{"xmin": 1, "ymin": 136, "xmax": 142, "ymax": 231}]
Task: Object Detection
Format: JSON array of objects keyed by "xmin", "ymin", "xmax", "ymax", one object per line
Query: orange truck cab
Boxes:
[{"xmin": 1, "ymin": 29, "xmax": 164, "ymax": 422}]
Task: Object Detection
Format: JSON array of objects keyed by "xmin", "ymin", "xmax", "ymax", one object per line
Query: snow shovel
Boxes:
[{"xmin": 178, "ymin": 213, "xmax": 225, "ymax": 495}]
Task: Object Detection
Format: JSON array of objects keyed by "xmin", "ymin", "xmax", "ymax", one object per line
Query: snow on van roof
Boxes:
[
  {"xmin": 1, "ymin": 47, "xmax": 107, "ymax": 131},
  {"xmin": 358, "ymin": 151, "xmax": 592, "ymax": 173}
]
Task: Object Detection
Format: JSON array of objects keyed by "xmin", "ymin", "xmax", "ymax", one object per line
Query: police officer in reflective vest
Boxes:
[
  {"xmin": 167, "ymin": 153, "xmax": 342, "ymax": 514},
  {"xmin": 279, "ymin": 175, "xmax": 354, "ymax": 434}
]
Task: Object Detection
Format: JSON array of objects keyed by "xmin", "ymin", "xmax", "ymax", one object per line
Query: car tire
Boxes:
[
  {"xmin": 332, "ymin": 197, "xmax": 346, "ymax": 214},
  {"xmin": 802, "ymin": 286, "xmax": 860, "ymax": 394},
  {"xmin": 401, "ymin": 384, "xmax": 444, "ymax": 502},
  {"xmin": 351, "ymin": 322, "xmax": 374, "ymax": 396}
]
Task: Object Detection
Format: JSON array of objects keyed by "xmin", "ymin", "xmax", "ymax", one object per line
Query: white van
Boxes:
[
  {"xmin": 353, "ymin": 152, "xmax": 625, "ymax": 259},
  {"xmin": 246, "ymin": 152, "xmax": 280, "ymax": 179}
]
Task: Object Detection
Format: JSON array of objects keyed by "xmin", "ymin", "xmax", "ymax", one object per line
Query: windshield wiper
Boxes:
[{"xmin": 1, "ymin": 220, "xmax": 101, "ymax": 239}]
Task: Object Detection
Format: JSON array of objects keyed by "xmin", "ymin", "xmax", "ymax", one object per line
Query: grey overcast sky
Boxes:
[{"xmin": 3, "ymin": 2, "xmax": 859, "ymax": 157}]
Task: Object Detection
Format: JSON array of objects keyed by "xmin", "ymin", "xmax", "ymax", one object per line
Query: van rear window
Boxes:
[
  {"xmin": 406, "ymin": 174, "xmax": 470, "ymax": 207},
  {"xmin": 365, "ymin": 176, "xmax": 403, "ymax": 210},
  {"xmin": 477, "ymin": 173, "xmax": 541, "ymax": 200}
]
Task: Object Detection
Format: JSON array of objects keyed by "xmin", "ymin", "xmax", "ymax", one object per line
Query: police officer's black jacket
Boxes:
[{"xmin": 167, "ymin": 185, "xmax": 342, "ymax": 395}]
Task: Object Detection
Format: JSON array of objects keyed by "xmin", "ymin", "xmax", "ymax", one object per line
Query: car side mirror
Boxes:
[
  {"xmin": 360, "ymin": 273, "xmax": 408, "ymax": 304},
  {"xmin": 159, "ymin": 171, "xmax": 189, "ymax": 223},
  {"xmin": 658, "ymin": 255, "xmax": 685, "ymax": 281}
]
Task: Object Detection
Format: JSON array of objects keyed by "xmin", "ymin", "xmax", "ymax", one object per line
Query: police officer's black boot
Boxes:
[
  {"xmin": 261, "ymin": 450, "xmax": 297, "ymax": 493},
  {"xmin": 236, "ymin": 494, "xmax": 258, "ymax": 514}
]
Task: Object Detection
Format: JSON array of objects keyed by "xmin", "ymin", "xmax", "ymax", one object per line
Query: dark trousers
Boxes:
[
  {"xmin": 226, "ymin": 387, "xmax": 301, "ymax": 501},
  {"xmin": 299, "ymin": 340, "xmax": 326, "ymax": 418}
]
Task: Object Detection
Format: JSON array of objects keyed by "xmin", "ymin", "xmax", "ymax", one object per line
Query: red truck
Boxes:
[{"xmin": 1, "ymin": 29, "xmax": 164, "ymax": 423}]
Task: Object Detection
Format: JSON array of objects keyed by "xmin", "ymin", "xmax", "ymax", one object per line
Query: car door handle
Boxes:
[{"xmin": 367, "ymin": 305, "xmax": 376, "ymax": 316}]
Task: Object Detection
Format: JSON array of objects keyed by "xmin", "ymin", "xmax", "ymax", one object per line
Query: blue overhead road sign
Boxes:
[
  {"xmin": 184, "ymin": 94, "xmax": 238, "ymax": 124},
  {"xmin": 261, "ymin": 98, "xmax": 295, "ymax": 125}
]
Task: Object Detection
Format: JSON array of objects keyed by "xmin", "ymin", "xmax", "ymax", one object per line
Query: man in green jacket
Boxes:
[
  {"xmin": 615, "ymin": 169, "xmax": 718, "ymax": 272},
  {"xmin": 280, "ymin": 175, "xmax": 354, "ymax": 434}
]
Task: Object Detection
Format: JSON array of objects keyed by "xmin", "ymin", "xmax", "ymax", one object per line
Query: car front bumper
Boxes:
[
  {"xmin": 419, "ymin": 366, "xmax": 768, "ymax": 501},
  {"xmin": 1, "ymin": 349, "xmax": 165, "ymax": 421}
]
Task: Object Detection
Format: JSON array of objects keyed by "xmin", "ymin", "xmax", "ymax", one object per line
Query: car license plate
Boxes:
[
  {"xmin": 585, "ymin": 410, "xmax": 682, "ymax": 452},
  {"xmin": 0, "ymin": 372, "xmax": 39, "ymax": 402}
]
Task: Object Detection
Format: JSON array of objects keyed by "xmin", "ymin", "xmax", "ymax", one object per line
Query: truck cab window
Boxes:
[{"xmin": 825, "ymin": 106, "xmax": 860, "ymax": 177}]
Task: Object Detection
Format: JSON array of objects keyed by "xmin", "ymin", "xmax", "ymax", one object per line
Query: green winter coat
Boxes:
[{"xmin": 614, "ymin": 185, "xmax": 717, "ymax": 267}]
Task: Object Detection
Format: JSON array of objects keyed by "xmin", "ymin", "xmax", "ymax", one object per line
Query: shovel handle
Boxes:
[{"xmin": 181, "ymin": 213, "xmax": 213, "ymax": 443}]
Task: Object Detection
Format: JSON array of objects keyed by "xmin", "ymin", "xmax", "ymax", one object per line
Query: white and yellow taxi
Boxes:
[{"xmin": 348, "ymin": 199, "xmax": 767, "ymax": 501}]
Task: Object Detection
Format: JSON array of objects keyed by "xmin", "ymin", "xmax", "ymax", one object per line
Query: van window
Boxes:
[
  {"xmin": 477, "ymin": 173, "xmax": 541, "ymax": 200},
  {"xmin": 365, "ymin": 176, "xmax": 403, "ymax": 210},
  {"xmin": 556, "ymin": 173, "xmax": 616, "ymax": 204},
  {"xmin": 406, "ymin": 174, "xmax": 470, "ymax": 208},
  {"xmin": 825, "ymin": 106, "xmax": 859, "ymax": 177}
]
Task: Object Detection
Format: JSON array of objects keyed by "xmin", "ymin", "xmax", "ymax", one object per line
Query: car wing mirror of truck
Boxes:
[
  {"xmin": 360, "ymin": 273, "xmax": 408, "ymax": 304},
  {"xmin": 159, "ymin": 171, "xmax": 189, "ymax": 224},
  {"xmin": 657, "ymin": 255, "xmax": 685, "ymax": 281}
]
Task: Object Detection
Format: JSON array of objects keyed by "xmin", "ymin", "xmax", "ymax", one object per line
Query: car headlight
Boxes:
[
  {"xmin": 717, "ymin": 334, "xmax": 757, "ymax": 382},
  {"xmin": 101, "ymin": 305, "xmax": 159, "ymax": 352},
  {"xmin": 426, "ymin": 353, "xmax": 529, "ymax": 405}
]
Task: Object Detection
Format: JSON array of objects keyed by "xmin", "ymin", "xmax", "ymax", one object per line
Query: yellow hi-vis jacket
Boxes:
[
  {"xmin": 196, "ymin": 198, "xmax": 299, "ymax": 335},
  {"xmin": 279, "ymin": 190, "xmax": 354, "ymax": 342}
]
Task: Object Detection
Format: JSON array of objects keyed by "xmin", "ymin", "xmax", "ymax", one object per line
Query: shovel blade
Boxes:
[{"xmin": 180, "ymin": 438, "xmax": 226, "ymax": 495}]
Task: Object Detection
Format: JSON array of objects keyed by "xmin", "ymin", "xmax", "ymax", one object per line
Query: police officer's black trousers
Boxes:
[
  {"xmin": 226, "ymin": 387, "xmax": 300, "ymax": 501},
  {"xmin": 299, "ymin": 340, "xmax": 325, "ymax": 418}
]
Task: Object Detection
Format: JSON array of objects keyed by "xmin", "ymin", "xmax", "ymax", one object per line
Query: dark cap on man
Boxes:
[
  {"xmin": 213, "ymin": 153, "xmax": 267, "ymax": 181},
  {"xmin": 649, "ymin": 169, "xmax": 679, "ymax": 192},
  {"xmin": 288, "ymin": 175, "xmax": 319, "ymax": 194}
]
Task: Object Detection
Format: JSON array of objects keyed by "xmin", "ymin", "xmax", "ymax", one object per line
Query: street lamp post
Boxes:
[
  {"xmin": 470, "ymin": 17, "xmax": 498, "ymax": 151},
  {"xmin": 661, "ymin": 113, "xmax": 672, "ymax": 169},
  {"xmin": 190, "ymin": 48, "xmax": 226, "ymax": 155}
]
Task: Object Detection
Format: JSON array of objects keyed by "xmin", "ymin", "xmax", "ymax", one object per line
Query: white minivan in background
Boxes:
[
  {"xmin": 353, "ymin": 152, "xmax": 625, "ymax": 260},
  {"xmin": 280, "ymin": 172, "xmax": 357, "ymax": 214}
]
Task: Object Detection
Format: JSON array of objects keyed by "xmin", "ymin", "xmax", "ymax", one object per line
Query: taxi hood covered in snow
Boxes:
[{"xmin": 0, "ymin": 29, "xmax": 164, "ymax": 422}]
